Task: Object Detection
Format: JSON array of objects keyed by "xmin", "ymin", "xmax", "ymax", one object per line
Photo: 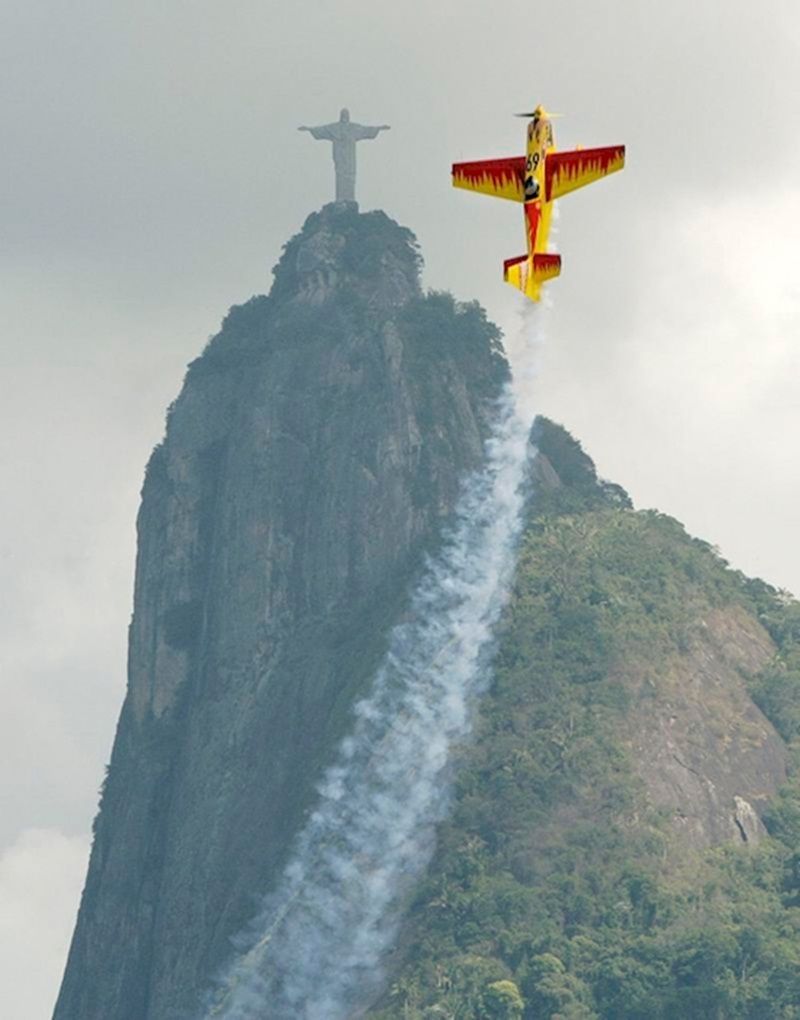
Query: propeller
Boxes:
[{"xmin": 514, "ymin": 110, "xmax": 564, "ymax": 118}]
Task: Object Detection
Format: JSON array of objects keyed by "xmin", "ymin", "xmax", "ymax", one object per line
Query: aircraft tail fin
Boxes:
[{"xmin": 503, "ymin": 253, "xmax": 561, "ymax": 301}]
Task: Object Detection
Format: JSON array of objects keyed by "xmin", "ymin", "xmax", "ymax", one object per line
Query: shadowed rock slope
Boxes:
[
  {"xmin": 54, "ymin": 205, "xmax": 509, "ymax": 1020},
  {"xmin": 372, "ymin": 422, "xmax": 800, "ymax": 1020}
]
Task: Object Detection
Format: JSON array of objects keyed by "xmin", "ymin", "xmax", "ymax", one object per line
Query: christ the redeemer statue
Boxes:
[{"xmin": 299, "ymin": 108, "xmax": 390, "ymax": 204}]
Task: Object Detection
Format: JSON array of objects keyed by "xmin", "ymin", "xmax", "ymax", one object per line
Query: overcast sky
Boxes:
[{"xmin": 2, "ymin": 2, "xmax": 799, "ymax": 1015}]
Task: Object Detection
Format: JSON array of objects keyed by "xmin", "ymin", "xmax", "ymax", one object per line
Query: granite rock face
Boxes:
[
  {"xmin": 54, "ymin": 205, "xmax": 508, "ymax": 1020},
  {"xmin": 625, "ymin": 604, "xmax": 786, "ymax": 850},
  {"xmin": 532, "ymin": 421, "xmax": 788, "ymax": 854}
]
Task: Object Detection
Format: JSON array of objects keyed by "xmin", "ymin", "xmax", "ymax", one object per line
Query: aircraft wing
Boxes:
[
  {"xmin": 545, "ymin": 146, "xmax": 625, "ymax": 201},
  {"xmin": 452, "ymin": 157, "xmax": 526, "ymax": 202}
]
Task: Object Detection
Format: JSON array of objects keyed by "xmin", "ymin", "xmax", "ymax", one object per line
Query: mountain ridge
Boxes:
[{"xmin": 370, "ymin": 419, "xmax": 800, "ymax": 1019}]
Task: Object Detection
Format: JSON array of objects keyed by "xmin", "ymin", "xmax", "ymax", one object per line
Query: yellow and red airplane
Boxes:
[{"xmin": 452, "ymin": 105, "xmax": 624, "ymax": 301}]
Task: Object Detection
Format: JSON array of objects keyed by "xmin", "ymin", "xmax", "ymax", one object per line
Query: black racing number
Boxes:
[{"xmin": 527, "ymin": 153, "xmax": 540, "ymax": 172}]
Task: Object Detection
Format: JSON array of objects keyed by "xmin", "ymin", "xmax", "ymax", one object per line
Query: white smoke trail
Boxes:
[{"xmin": 205, "ymin": 307, "xmax": 544, "ymax": 1019}]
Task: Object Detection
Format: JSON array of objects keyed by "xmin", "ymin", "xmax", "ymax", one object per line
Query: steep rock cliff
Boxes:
[{"xmin": 55, "ymin": 205, "xmax": 508, "ymax": 1020}]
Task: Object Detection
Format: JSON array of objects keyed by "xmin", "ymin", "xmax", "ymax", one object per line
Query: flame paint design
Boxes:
[
  {"xmin": 503, "ymin": 256, "xmax": 533, "ymax": 299},
  {"xmin": 532, "ymin": 253, "xmax": 561, "ymax": 280},
  {"xmin": 452, "ymin": 157, "xmax": 526, "ymax": 203},
  {"xmin": 453, "ymin": 112, "xmax": 624, "ymax": 302},
  {"xmin": 504, "ymin": 251, "xmax": 561, "ymax": 301},
  {"xmin": 524, "ymin": 201, "xmax": 541, "ymax": 250},
  {"xmin": 545, "ymin": 145, "xmax": 625, "ymax": 201}
]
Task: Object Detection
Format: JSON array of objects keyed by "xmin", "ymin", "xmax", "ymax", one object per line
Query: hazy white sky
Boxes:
[{"xmin": 1, "ymin": 2, "xmax": 799, "ymax": 1015}]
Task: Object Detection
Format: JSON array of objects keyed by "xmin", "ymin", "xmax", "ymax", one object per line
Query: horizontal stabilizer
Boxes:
[
  {"xmin": 545, "ymin": 145, "xmax": 625, "ymax": 201},
  {"xmin": 503, "ymin": 252, "xmax": 561, "ymax": 302},
  {"xmin": 532, "ymin": 253, "xmax": 562, "ymax": 282},
  {"xmin": 452, "ymin": 157, "xmax": 526, "ymax": 202}
]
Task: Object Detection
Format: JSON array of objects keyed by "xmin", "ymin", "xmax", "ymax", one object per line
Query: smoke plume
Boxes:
[{"xmin": 205, "ymin": 310, "xmax": 543, "ymax": 1018}]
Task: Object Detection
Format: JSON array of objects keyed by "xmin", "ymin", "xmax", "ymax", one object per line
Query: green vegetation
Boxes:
[
  {"xmin": 371, "ymin": 424, "xmax": 800, "ymax": 1019},
  {"xmin": 184, "ymin": 205, "xmax": 426, "ymax": 380}
]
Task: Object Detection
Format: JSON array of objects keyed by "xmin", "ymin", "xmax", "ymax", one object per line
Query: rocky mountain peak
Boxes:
[{"xmin": 270, "ymin": 203, "xmax": 423, "ymax": 307}]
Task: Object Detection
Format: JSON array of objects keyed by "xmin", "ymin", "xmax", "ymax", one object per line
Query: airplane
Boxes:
[{"xmin": 452, "ymin": 105, "xmax": 625, "ymax": 301}]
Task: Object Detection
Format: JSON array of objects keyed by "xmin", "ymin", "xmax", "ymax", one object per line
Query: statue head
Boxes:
[{"xmin": 340, "ymin": 108, "xmax": 350, "ymax": 123}]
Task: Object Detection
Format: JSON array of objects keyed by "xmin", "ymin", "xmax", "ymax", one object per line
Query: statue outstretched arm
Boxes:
[
  {"xmin": 353, "ymin": 124, "xmax": 391, "ymax": 141},
  {"xmin": 298, "ymin": 124, "xmax": 337, "ymax": 141}
]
